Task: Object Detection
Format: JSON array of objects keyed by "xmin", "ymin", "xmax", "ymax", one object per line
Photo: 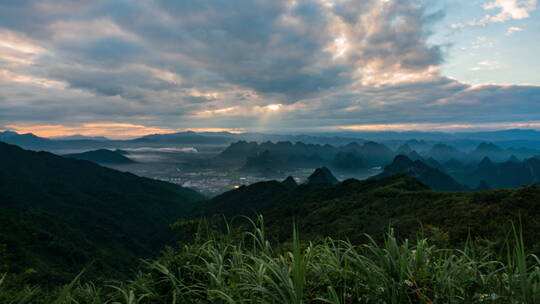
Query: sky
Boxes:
[{"xmin": 0, "ymin": 0, "xmax": 539, "ymax": 138}]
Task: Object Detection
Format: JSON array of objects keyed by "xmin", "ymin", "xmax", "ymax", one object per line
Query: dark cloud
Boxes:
[{"xmin": 0, "ymin": 0, "xmax": 538, "ymax": 133}]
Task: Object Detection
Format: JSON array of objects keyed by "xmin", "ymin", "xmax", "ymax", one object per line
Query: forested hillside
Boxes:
[
  {"xmin": 199, "ymin": 173, "xmax": 540, "ymax": 253},
  {"xmin": 0, "ymin": 142, "xmax": 204, "ymax": 283}
]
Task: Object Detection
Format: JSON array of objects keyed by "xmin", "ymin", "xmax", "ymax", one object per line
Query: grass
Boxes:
[{"xmin": 1, "ymin": 215, "xmax": 540, "ymax": 303}]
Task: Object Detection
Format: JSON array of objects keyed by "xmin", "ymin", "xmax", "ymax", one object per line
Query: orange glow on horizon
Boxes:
[{"xmin": 4, "ymin": 123, "xmax": 245, "ymax": 139}]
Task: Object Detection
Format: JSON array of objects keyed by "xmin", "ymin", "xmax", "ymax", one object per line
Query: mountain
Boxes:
[
  {"xmin": 331, "ymin": 151, "xmax": 364, "ymax": 172},
  {"xmin": 461, "ymin": 156, "xmax": 540, "ymax": 188},
  {"xmin": 396, "ymin": 143, "xmax": 412, "ymax": 154},
  {"xmin": 281, "ymin": 176, "xmax": 298, "ymax": 188},
  {"xmin": 64, "ymin": 149, "xmax": 136, "ymax": 164},
  {"xmin": 135, "ymin": 131, "xmax": 233, "ymax": 144},
  {"xmin": 508, "ymin": 155, "xmax": 520, "ymax": 163},
  {"xmin": 358, "ymin": 141, "xmax": 394, "ymax": 167},
  {"xmin": 196, "ymin": 174, "xmax": 540, "ymax": 251},
  {"xmin": 424, "ymin": 157, "xmax": 444, "ymax": 170},
  {"xmin": 374, "ymin": 155, "xmax": 467, "ymax": 191},
  {"xmin": 219, "ymin": 141, "xmax": 260, "ymax": 160},
  {"xmin": 195, "ymin": 181, "xmax": 291, "ymax": 217},
  {"xmin": 0, "ymin": 131, "xmax": 115, "ymax": 151},
  {"xmin": 307, "ymin": 167, "xmax": 339, "ymax": 186},
  {"xmin": 240, "ymin": 150, "xmax": 286, "ymax": 173},
  {"xmin": 427, "ymin": 144, "xmax": 463, "ymax": 162},
  {"xmin": 326, "ymin": 129, "xmax": 540, "ymax": 143},
  {"xmin": 53, "ymin": 135, "xmax": 109, "ymax": 141},
  {"xmin": 443, "ymin": 158, "xmax": 464, "ymax": 171},
  {"xmin": 406, "ymin": 150, "xmax": 424, "ymax": 161},
  {"xmin": 472, "ymin": 142, "xmax": 507, "ymax": 161},
  {"xmin": 0, "ymin": 142, "xmax": 204, "ymax": 282},
  {"xmin": 0, "ymin": 131, "xmax": 52, "ymax": 149},
  {"xmin": 476, "ymin": 180, "xmax": 491, "ymax": 191},
  {"xmin": 220, "ymin": 140, "xmax": 394, "ymax": 171}
]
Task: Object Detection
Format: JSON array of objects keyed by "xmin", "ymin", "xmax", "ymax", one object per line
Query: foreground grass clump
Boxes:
[{"xmin": 2, "ymin": 216, "xmax": 540, "ymax": 303}]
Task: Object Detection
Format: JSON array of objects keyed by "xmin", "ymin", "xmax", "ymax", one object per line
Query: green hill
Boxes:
[
  {"xmin": 374, "ymin": 155, "xmax": 468, "ymax": 191},
  {"xmin": 3, "ymin": 144, "xmax": 540, "ymax": 302},
  {"xmin": 0, "ymin": 142, "xmax": 204, "ymax": 283},
  {"xmin": 198, "ymin": 172, "xmax": 540, "ymax": 253},
  {"xmin": 306, "ymin": 167, "xmax": 339, "ymax": 186}
]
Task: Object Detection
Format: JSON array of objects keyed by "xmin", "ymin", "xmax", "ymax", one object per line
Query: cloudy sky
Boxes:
[{"xmin": 0, "ymin": 0, "xmax": 539, "ymax": 138}]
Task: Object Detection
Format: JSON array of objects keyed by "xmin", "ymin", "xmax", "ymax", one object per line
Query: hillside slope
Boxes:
[
  {"xmin": 198, "ymin": 173, "xmax": 540, "ymax": 252},
  {"xmin": 374, "ymin": 155, "xmax": 468, "ymax": 191},
  {"xmin": 0, "ymin": 142, "xmax": 204, "ymax": 282}
]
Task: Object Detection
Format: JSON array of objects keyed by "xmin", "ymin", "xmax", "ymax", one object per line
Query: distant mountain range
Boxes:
[
  {"xmin": 324, "ymin": 129, "xmax": 540, "ymax": 143},
  {"xmin": 224, "ymin": 140, "xmax": 393, "ymax": 172},
  {"xmin": 218, "ymin": 139, "xmax": 540, "ymax": 189},
  {"xmin": 0, "ymin": 130, "xmax": 371, "ymax": 152},
  {"xmin": 457, "ymin": 156, "xmax": 540, "ymax": 189},
  {"xmin": 53, "ymin": 135, "xmax": 110, "ymax": 141},
  {"xmin": 64, "ymin": 149, "xmax": 135, "ymax": 164},
  {"xmin": 4, "ymin": 128, "xmax": 540, "ymax": 153},
  {"xmin": 378, "ymin": 153, "xmax": 540, "ymax": 190},
  {"xmin": 4, "ymin": 129, "xmax": 540, "ymax": 190}
]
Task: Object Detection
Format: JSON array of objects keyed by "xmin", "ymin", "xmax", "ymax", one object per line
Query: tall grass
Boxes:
[{"xmin": 2, "ymin": 216, "xmax": 540, "ymax": 303}]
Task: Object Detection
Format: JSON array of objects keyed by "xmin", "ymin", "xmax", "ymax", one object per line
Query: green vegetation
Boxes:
[
  {"xmin": 2, "ymin": 217, "xmax": 540, "ymax": 303},
  {"xmin": 4, "ymin": 142, "xmax": 540, "ymax": 302},
  {"xmin": 375, "ymin": 155, "xmax": 467, "ymax": 191},
  {"xmin": 201, "ymin": 174, "xmax": 540, "ymax": 256},
  {"xmin": 0, "ymin": 142, "xmax": 204, "ymax": 283}
]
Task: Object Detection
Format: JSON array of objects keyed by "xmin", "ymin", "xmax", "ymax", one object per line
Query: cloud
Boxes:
[
  {"xmin": 0, "ymin": 0, "xmax": 539, "ymax": 134},
  {"xmin": 506, "ymin": 26, "xmax": 525, "ymax": 35},
  {"xmin": 483, "ymin": 0, "xmax": 536, "ymax": 22},
  {"xmin": 470, "ymin": 61, "xmax": 504, "ymax": 71},
  {"xmin": 452, "ymin": 0, "xmax": 536, "ymax": 28},
  {"xmin": 472, "ymin": 36, "xmax": 495, "ymax": 49}
]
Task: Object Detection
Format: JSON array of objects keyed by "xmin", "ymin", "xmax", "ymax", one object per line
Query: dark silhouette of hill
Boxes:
[
  {"xmin": 281, "ymin": 176, "xmax": 298, "ymax": 188},
  {"xmin": 472, "ymin": 142, "xmax": 507, "ymax": 161},
  {"xmin": 401, "ymin": 150, "xmax": 424, "ymax": 161},
  {"xmin": 459, "ymin": 156, "xmax": 540, "ymax": 188},
  {"xmin": 443, "ymin": 158, "xmax": 465, "ymax": 171},
  {"xmin": 0, "ymin": 131, "xmax": 52, "ymax": 149},
  {"xmin": 427, "ymin": 144, "xmax": 464, "ymax": 162},
  {"xmin": 331, "ymin": 151, "xmax": 364, "ymax": 172},
  {"xmin": 197, "ymin": 167, "xmax": 339, "ymax": 216},
  {"xmin": 64, "ymin": 149, "xmax": 136, "ymax": 164},
  {"xmin": 307, "ymin": 167, "xmax": 339, "ymax": 186},
  {"xmin": 0, "ymin": 142, "xmax": 204, "ymax": 282},
  {"xmin": 240, "ymin": 150, "xmax": 287, "ymax": 172},
  {"xmin": 221, "ymin": 140, "xmax": 394, "ymax": 170},
  {"xmin": 54, "ymin": 135, "xmax": 109, "ymax": 141},
  {"xmin": 194, "ymin": 181, "xmax": 291, "ymax": 217},
  {"xmin": 134, "ymin": 131, "xmax": 233, "ymax": 144},
  {"xmin": 396, "ymin": 143, "xmax": 412, "ymax": 155},
  {"xmin": 195, "ymin": 174, "xmax": 540, "ymax": 251},
  {"xmin": 219, "ymin": 141, "xmax": 260, "ymax": 160},
  {"xmin": 476, "ymin": 180, "xmax": 491, "ymax": 190},
  {"xmin": 424, "ymin": 157, "xmax": 444, "ymax": 170},
  {"xmin": 508, "ymin": 155, "xmax": 520, "ymax": 163},
  {"xmin": 354, "ymin": 141, "xmax": 394, "ymax": 166},
  {"xmin": 374, "ymin": 155, "xmax": 467, "ymax": 191}
]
